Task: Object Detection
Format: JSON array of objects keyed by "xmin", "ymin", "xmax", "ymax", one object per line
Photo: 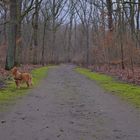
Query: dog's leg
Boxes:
[
  {"xmin": 15, "ymin": 80, "xmax": 20, "ymax": 88},
  {"xmin": 26, "ymin": 81, "xmax": 30, "ymax": 87},
  {"xmin": 28, "ymin": 77, "xmax": 33, "ymax": 87}
]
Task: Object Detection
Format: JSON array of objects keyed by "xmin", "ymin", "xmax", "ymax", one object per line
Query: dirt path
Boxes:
[{"xmin": 0, "ymin": 64, "xmax": 140, "ymax": 140}]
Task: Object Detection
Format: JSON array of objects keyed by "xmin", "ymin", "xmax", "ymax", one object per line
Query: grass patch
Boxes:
[
  {"xmin": 76, "ymin": 67, "xmax": 140, "ymax": 108},
  {"xmin": 0, "ymin": 66, "xmax": 50, "ymax": 110}
]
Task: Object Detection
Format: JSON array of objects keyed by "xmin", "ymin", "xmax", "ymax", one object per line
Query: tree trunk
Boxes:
[
  {"xmin": 41, "ymin": 21, "xmax": 47, "ymax": 66},
  {"xmin": 67, "ymin": 15, "xmax": 73, "ymax": 63},
  {"xmin": 119, "ymin": 2, "xmax": 125, "ymax": 70},
  {"xmin": 51, "ymin": 0, "xmax": 56, "ymax": 63},
  {"xmin": 106, "ymin": 0, "xmax": 113, "ymax": 31},
  {"xmin": 3, "ymin": 6, "xmax": 7, "ymax": 45},
  {"xmin": 136, "ymin": 1, "xmax": 140, "ymax": 30},
  {"xmin": 5, "ymin": 0, "xmax": 17, "ymax": 70},
  {"xmin": 129, "ymin": 0, "xmax": 135, "ymax": 35},
  {"xmin": 33, "ymin": 0, "xmax": 39, "ymax": 64},
  {"xmin": 85, "ymin": 26, "xmax": 89, "ymax": 67},
  {"xmin": 15, "ymin": 0, "xmax": 22, "ymax": 65}
]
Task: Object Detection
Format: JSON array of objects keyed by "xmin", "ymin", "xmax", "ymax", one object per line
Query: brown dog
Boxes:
[{"xmin": 11, "ymin": 67, "xmax": 33, "ymax": 88}]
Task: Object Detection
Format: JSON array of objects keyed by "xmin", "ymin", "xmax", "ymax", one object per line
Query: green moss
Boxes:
[
  {"xmin": 32, "ymin": 66, "xmax": 49, "ymax": 85},
  {"xmin": 0, "ymin": 66, "xmax": 50, "ymax": 110},
  {"xmin": 76, "ymin": 67, "xmax": 140, "ymax": 108}
]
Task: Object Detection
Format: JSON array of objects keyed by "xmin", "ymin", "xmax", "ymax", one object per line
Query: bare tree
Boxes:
[
  {"xmin": 5, "ymin": 0, "xmax": 17, "ymax": 70},
  {"xmin": 75, "ymin": 0, "xmax": 93, "ymax": 66}
]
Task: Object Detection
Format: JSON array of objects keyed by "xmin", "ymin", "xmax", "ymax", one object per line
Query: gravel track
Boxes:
[{"xmin": 0, "ymin": 64, "xmax": 140, "ymax": 140}]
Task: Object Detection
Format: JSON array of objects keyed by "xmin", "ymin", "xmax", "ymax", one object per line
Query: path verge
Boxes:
[
  {"xmin": 76, "ymin": 67, "xmax": 140, "ymax": 108},
  {"xmin": 0, "ymin": 66, "xmax": 49, "ymax": 111}
]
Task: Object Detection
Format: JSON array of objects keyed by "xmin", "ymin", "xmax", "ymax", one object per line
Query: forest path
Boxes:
[{"xmin": 0, "ymin": 64, "xmax": 140, "ymax": 140}]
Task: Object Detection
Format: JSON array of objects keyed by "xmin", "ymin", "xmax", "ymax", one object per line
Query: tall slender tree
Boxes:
[
  {"xmin": 5, "ymin": 0, "xmax": 17, "ymax": 70},
  {"xmin": 15, "ymin": 0, "xmax": 22, "ymax": 65},
  {"xmin": 106, "ymin": 0, "xmax": 113, "ymax": 31},
  {"xmin": 33, "ymin": 0, "xmax": 39, "ymax": 64}
]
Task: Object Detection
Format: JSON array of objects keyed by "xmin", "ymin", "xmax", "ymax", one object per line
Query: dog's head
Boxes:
[{"xmin": 11, "ymin": 67, "xmax": 18, "ymax": 76}]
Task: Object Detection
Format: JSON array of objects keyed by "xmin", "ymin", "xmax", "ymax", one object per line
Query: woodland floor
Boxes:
[{"xmin": 0, "ymin": 64, "xmax": 140, "ymax": 140}]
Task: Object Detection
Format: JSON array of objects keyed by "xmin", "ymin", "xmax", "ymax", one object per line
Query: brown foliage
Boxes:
[{"xmin": 89, "ymin": 65, "xmax": 140, "ymax": 85}]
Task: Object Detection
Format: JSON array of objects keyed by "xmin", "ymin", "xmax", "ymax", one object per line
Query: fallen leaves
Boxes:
[{"xmin": 89, "ymin": 65, "xmax": 140, "ymax": 85}]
